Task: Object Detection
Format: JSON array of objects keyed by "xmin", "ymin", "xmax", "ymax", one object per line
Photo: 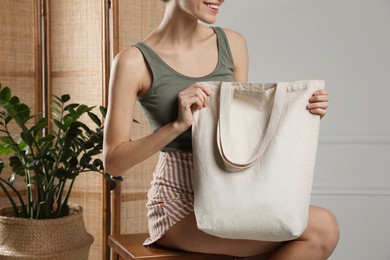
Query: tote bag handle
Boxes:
[{"xmin": 217, "ymin": 82, "xmax": 288, "ymax": 172}]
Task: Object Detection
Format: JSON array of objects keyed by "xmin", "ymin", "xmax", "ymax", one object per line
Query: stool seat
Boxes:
[{"xmin": 108, "ymin": 233, "xmax": 235, "ymax": 259}]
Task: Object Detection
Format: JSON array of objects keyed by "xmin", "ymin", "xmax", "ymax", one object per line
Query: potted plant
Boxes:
[{"xmin": 0, "ymin": 83, "xmax": 121, "ymax": 259}]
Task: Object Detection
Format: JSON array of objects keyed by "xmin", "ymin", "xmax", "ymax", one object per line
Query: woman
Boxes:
[{"xmin": 103, "ymin": 0, "xmax": 339, "ymax": 259}]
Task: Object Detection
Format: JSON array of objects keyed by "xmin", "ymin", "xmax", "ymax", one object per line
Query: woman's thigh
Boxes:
[
  {"xmin": 156, "ymin": 205, "xmax": 338, "ymax": 258},
  {"xmin": 156, "ymin": 212, "xmax": 283, "ymax": 257}
]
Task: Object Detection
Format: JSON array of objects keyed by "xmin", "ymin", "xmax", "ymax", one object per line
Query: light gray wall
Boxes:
[{"xmin": 215, "ymin": 1, "xmax": 390, "ymax": 259}]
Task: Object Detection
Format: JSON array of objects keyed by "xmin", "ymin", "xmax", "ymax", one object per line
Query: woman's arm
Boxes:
[
  {"xmin": 103, "ymin": 46, "xmax": 211, "ymax": 175},
  {"xmin": 103, "ymin": 47, "xmax": 187, "ymax": 175}
]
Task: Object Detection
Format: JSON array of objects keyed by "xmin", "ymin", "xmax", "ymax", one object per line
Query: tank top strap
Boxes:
[
  {"xmin": 133, "ymin": 42, "xmax": 163, "ymax": 83},
  {"xmin": 213, "ymin": 27, "xmax": 234, "ymax": 71}
]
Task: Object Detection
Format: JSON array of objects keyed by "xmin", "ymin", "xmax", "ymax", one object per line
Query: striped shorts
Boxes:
[{"xmin": 143, "ymin": 151, "xmax": 194, "ymax": 245}]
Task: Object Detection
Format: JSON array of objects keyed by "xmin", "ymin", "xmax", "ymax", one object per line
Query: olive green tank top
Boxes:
[{"xmin": 135, "ymin": 27, "xmax": 234, "ymax": 152}]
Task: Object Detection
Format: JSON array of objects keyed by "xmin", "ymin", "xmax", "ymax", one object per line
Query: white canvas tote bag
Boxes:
[{"xmin": 192, "ymin": 80, "xmax": 323, "ymax": 241}]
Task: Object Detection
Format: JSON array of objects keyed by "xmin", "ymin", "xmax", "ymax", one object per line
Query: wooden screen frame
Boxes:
[
  {"xmin": 104, "ymin": 3, "xmax": 121, "ymax": 259},
  {"xmin": 102, "ymin": 0, "xmax": 112, "ymax": 258}
]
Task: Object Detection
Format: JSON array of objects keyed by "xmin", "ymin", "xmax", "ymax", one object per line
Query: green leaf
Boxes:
[
  {"xmin": 88, "ymin": 112, "xmax": 101, "ymax": 126},
  {"xmin": 9, "ymin": 156, "xmax": 22, "ymax": 166},
  {"xmin": 2, "ymin": 143, "xmax": 18, "ymax": 154},
  {"xmin": 8, "ymin": 96, "xmax": 20, "ymax": 105},
  {"xmin": 4, "ymin": 145, "xmax": 16, "ymax": 153},
  {"xmin": 60, "ymin": 150, "xmax": 72, "ymax": 162},
  {"xmin": 93, "ymin": 159, "xmax": 104, "ymax": 170},
  {"xmin": 76, "ymin": 104, "xmax": 91, "ymax": 117},
  {"xmin": 29, "ymin": 117, "xmax": 48, "ymax": 137},
  {"xmin": 69, "ymin": 121, "xmax": 85, "ymax": 130},
  {"xmin": 87, "ymin": 148, "xmax": 102, "ymax": 157},
  {"xmin": 69, "ymin": 157, "xmax": 78, "ymax": 168},
  {"xmin": 15, "ymin": 104, "xmax": 31, "ymax": 124},
  {"xmin": 80, "ymin": 154, "xmax": 91, "ymax": 167},
  {"xmin": 61, "ymin": 94, "xmax": 71, "ymax": 103},
  {"xmin": 63, "ymin": 115, "xmax": 75, "ymax": 129},
  {"xmin": 20, "ymin": 132, "xmax": 34, "ymax": 146},
  {"xmin": 83, "ymin": 141, "xmax": 94, "ymax": 149},
  {"xmin": 86, "ymin": 164, "xmax": 98, "ymax": 171},
  {"xmin": 16, "ymin": 139, "xmax": 27, "ymax": 150},
  {"xmin": 38, "ymin": 134, "xmax": 55, "ymax": 143},
  {"xmin": 0, "ymin": 87, "xmax": 11, "ymax": 101},
  {"xmin": 99, "ymin": 106, "xmax": 107, "ymax": 118},
  {"xmin": 55, "ymin": 168, "xmax": 69, "ymax": 179},
  {"xmin": 4, "ymin": 115, "xmax": 12, "ymax": 125},
  {"xmin": 103, "ymin": 173, "xmax": 117, "ymax": 191},
  {"xmin": 64, "ymin": 103, "xmax": 79, "ymax": 112},
  {"xmin": 0, "ymin": 136, "xmax": 14, "ymax": 144},
  {"xmin": 53, "ymin": 119, "xmax": 64, "ymax": 130}
]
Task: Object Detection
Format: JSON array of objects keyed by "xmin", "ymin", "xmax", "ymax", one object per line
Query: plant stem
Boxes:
[
  {"xmin": 24, "ymin": 168, "xmax": 34, "ymax": 218},
  {"xmin": 0, "ymin": 177, "xmax": 27, "ymax": 217},
  {"xmin": 61, "ymin": 177, "xmax": 75, "ymax": 214},
  {"xmin": 0, "ymin": 180, "xmax": 19, "ymax": 217},
  {"xmin": 45, "ymin": 180, "xmax": 58, "ymax": 218},
  {"xmin": 55, "ymin": 178, "xmax": 66, "ymax": 218}
]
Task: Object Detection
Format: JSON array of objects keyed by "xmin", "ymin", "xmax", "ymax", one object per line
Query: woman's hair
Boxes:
[{"xmin": 160, "ymin": 0, "xmax": 169, "ymax": 2}]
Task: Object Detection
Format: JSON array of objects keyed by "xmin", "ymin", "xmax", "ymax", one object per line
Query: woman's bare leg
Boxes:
[
  {"xmin": 267, "ymin": 205, "xmax": 340, "ymax": 260},
  {"xmin": 157, "ymin": 213, "xmax": 283, "ymax": 257},
  {"xmin": 157, "ymin": 205, "xmax": 339, "ymax": 259}
]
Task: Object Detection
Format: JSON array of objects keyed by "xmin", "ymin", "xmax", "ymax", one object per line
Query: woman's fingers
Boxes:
[
  {"xmin": 174, "ymin": 83, "xmax": 211, "ymax": 132},
  {"xmin": 178, "ymin": 83, "xmax": 211, "ymax": 109},
  {"xmin": 309, "ymin": 108, "xmax": 327, "ymax": 118},
  {"xmin": 307, "ymin": 102, "xmax": 328, "ymax": 110},
  {"xmin": 307, "ymin": 89, "xmax": 329, "ymax": 119},
  {"xmin": 180, "ymin": 82, "xmax": 211, "ymax": 97},
  {"xmin": 179, "ymin": 90, "xmax": 206, "ymax": 110}
]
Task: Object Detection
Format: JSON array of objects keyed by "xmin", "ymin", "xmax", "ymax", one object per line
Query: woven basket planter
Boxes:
[{"xmin": 0, "ymin": 203, "xmax": 94, "ymax": 260}]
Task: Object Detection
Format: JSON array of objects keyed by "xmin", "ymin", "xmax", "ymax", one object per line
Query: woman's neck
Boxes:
[{"xmin": 146, "ymin": 4, "xmax": 206, "ymax": 49}]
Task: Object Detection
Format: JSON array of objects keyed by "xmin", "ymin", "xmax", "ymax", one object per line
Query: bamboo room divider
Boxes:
[
  {"xmin": 0, "ymin": 1, "xmax": 165, "ymax": 259},
  {"xmin": 1, "ymin": 0, "xmax": 108, "ymax": 259},
  {"xmin": 0, "ymin": 0, "xmax": 42, "ymax": 210}
]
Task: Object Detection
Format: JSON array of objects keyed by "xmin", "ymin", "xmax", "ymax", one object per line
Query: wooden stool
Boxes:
[{"xmin": 108, "ymin": 233, "xmax": 236, "ymax": 260}]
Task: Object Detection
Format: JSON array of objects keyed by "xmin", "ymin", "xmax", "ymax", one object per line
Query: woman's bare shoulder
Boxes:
[
  {"xmin": 219, "ymin": 28, "xmax": 248, "ymax": 81},
  {"xmin": 113, "ymin": 45, "xmax": 145, "ymax": 72},
  {"xmin": 220, "ymin": 28, "xmax": 247, "ymax": 50},
  {"xmin": 111, "ymin": 45, "xmax": 151, "ymax": 95}
]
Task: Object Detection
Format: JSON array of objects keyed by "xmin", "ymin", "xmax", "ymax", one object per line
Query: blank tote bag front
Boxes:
[{"xmin": 192, "ymin": 80, "xmax": 324, "ymax": 241}]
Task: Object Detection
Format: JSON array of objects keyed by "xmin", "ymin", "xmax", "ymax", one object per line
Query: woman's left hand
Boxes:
[{"xmin": 307, "ymin": 89, "xmax": 329, "ymax": 119}]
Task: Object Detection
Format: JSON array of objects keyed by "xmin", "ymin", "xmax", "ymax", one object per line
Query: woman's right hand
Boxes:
[{"xmin": 174, "ymin": 82, "xmax": 211, "ymax": 133}]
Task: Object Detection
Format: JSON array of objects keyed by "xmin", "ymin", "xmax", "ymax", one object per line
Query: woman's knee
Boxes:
[{"xmin": 303, "ymin": 206, "xmax": 340, "ymax": 256}]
